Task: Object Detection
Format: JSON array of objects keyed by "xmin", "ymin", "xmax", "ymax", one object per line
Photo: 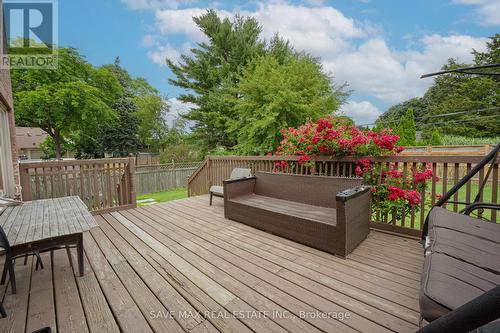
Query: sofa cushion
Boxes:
[
  {"xmin": 230, "ymin": 194, "xmax": 336, "ymax": 225},
  {"xmin": 429, "ymin": 226, "xmax": 500, "ymax": 274},
  {"xmin": 209, "ymin": 185, "xmax": 224, "ymax": 195},
  {"xmin": 420, "ymin": 253, "xmax": 500, "ymax": 322},
  {"xmin": 428, "ymin": 207, "xmax": 500, "ymax": 243}
]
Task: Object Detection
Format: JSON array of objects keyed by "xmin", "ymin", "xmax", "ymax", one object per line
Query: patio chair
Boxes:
[
  {"xmin": 0, "ymin": 225, "xmax": 44, "ymax": 294},
  {"xmin": 209, "ymin": 168, "xmax": 252, "ymax": 205},
  {"xmin": 0, "ymin": 198, "xmax": 46, "ymax": 294},
  {"xmin": 419, "ymin": 143, "xmax": 500, "ymax": 325}
]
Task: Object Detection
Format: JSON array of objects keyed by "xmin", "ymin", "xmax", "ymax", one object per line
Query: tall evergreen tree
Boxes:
[
  {"xmin": 396, "ymin": 109, "xmax": 416, "ymax": 146},
  {"xmin": 167, "ymin": 10, "xmax": 265, "ymax": 149},
  {"xmin": 100, "ymin": 97, "xmax": 141, "ymax": 157}
]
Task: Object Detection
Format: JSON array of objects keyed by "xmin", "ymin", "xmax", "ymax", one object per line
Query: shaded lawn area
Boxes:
[{"xmin": 136, "ymin": 188, "xmax": 188, "ymax": 206}]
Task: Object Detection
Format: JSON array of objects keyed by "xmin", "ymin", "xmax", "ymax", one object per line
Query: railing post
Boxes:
[
  {"xmin": 310, "ymin": 157, "xmax": 317, "ymax": 175},
  {"xmin": 207, "ymin": 157, "xmax": 213, "ymax": 189},
  {"xmin": 128, "ymin": 156, "xmax": 137, "ymax": 208},
  {"xmin": 19, "ymin": 164, "xmax": 33, "ymax": 201}
]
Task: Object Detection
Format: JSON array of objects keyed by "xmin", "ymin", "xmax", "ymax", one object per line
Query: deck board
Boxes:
[{"xmin": 0, "ymin": 195, "xmax": 423, "ymax": 333}]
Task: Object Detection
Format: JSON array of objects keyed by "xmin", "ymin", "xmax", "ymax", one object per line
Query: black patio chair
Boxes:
[
  {"xmin": 0, "ymin": 302, "xmax": 6, "ymax": 318},
  {"xmin": 0, "ymin": 226, "xmax": 44, "ymax": 294}
]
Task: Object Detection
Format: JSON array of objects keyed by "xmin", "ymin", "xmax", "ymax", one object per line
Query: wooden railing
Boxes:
[
  {"xmin": 188, "ymin": 155, "xmax": 499, "ymax": 237},
  {"xmin": 19, "ymin": 157, "xmax": 136, "ymax": 214},
  {"xmin": 401, "ymin": 144, "xmax": 494, "ymax": 156}
]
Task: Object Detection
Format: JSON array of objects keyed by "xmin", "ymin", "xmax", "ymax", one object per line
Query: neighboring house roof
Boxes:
[{"xmin": 15, "ymin": 127, "xmax": 48, "ymax": 149}]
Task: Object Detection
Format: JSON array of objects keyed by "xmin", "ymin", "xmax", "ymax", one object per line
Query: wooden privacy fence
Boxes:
[
  {"xmin": 136, "ymin": 161, "xmax": 202, "ymax": 195},
  {"xmin": 19, "ymin": 158, "xmax": 136, "ymax": 214},
  {"xmin": 188, "ymin": 155, "xmax": 499, "ymax": 237}
]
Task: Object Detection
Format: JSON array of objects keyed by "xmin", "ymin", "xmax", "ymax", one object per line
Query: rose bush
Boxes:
[
  {"xmin": 357, "ymin": 159, "xmax": 433, "ymax": 219},
  {"xmin": 272, "ymin": 116, "xmax": 403, "ymax": 163},
  {"xmin": 271, "ymin": 116, "xmax": 434, "ymax": 221}
]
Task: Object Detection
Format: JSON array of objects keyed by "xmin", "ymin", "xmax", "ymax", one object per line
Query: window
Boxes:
[{"xmin": 0, "ymin": 102, "xmax": 14, "ymax": 196}]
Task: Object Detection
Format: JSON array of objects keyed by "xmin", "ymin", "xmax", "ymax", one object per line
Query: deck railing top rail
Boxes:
[{"xmin": 19, "ymin": 157, "xmax": 136, "ymax": 214}]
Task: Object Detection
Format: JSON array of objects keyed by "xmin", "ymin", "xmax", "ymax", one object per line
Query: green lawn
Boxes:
[{"xmin": 136, "ymin": 188, "xmax": 188, "ymax": 206}]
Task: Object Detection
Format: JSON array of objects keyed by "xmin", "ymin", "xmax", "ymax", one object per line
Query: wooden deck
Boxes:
[{"xmin": 0, "ymin": 195, "xmax": 424, "ymax": 333}]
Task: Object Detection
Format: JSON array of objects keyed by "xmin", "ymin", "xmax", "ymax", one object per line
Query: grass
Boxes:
[{"xmin": 136, "ymin": 187, "xmax": 188, "ymax": 206}]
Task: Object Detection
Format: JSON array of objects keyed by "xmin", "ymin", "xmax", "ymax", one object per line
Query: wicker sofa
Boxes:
[{"xmin": 223, "ymin": 172, "xmax": 371, "ymax": 257}]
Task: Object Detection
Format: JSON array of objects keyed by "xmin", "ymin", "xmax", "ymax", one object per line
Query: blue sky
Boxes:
[{"xmin": 58, "ymin": 0, "xmax": 499, "ymax": 124}]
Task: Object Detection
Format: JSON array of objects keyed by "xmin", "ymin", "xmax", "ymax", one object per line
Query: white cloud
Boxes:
[
  {"xmin": 250, "ymin": 3, "xmax": 366, "ymax": 56},
  {"xmin": 147, "ymin": 41, "xmax": 191, "ymax": 66},
  {"xmin": 453, "ymin": 0, "xmax": 500, "ymax": 26},
  {"xmin": 142, "ymin": 2, "xmax": 489, "ymax": 107},
  {"xmin": 329, "ymin": 34, "xmax": 488, "ymax": 103},
  {"xmin": 340, "ymin": 101, "xmax": 381, "ymax": 125},
  {"xmin": 152, "ymin": 3, "xmax": 365, "ymax": 56},
  {"xmin": 121, "ymin": 0, "xmax": 196, "ymax": 10},
  {"xmin": 154, "ymin": 7, "xmax": 221, "ymax": 42},
  {"xmin": 166, "ymin": 97, "xmax": 196, "ymax": 127}
]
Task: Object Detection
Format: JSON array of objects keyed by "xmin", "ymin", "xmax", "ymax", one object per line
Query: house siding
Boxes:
[{"xmin": 0, "ymin": 0, "xmax": 19, "ymax": 195}]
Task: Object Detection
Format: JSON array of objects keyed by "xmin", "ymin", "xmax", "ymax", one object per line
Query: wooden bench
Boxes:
[{"xmin": 223, "ymin": 172, "xmax": 371, "ymax": 257}]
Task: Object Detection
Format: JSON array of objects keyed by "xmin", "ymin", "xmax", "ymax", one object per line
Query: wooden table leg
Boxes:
[{"xmin": 77, "ymin": 233, "xmax": 84, "ymax": 277}]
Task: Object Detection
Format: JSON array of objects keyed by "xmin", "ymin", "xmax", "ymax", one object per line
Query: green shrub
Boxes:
[{"xmin": 428, "ymin": 130, "xmax": 442, "ymax": 145}]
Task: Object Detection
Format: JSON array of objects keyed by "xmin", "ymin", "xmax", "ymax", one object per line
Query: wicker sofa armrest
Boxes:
[
  {"xmin": 336, "ymin": 185, "xmax": 371, "ymax": 202},
  {"xmin": 223, "ymin": 177, "xmax": 256, "ymax": 201},
  {"xmin": 335, "ymin": 185, "xmax": 372, "ymax": 256}
]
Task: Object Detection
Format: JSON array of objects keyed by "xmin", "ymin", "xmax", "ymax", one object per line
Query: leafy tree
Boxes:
[
  {"xmin": 39, "ymin": 136, "xmax": 70, "ymax": 159},
  {"xmin": 229, "ymin": 53, "xmax": 347, "ymax": 154},
  {"xmin": 167, "ymin": 10, "xmax": 347, "ymax": 153},
  {"xmin": 378, "ymin": 34, "xmax": 499, "ymax": 138},
  {"xmin": 159, "ymin": 143, "xmax": 203, "ymax": 163},
  {"xmin": 12, "ymin": 48, "xmax": 120, "ymax": 158},
  {"xmin": 135, "ymin": 95, "xmax": 168, "ymax": 150},
  {"xmin": 395, "ymin": 109, "xmax": 416, "ymax": 146},
  {"xmin": 73, "ymin": 57, "xmax": 167, "ymax": 157},
  {"xmin": 376, "ymin": 98, "xmax": 428, "ymax": 129}
]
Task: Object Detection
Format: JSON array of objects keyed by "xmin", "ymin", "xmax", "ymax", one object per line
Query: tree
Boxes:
[
  {"xmin": 229, "ymin": 53, "xmax": 347, "ymax": 154},
  {"xmin": 376, "ymin": 97, "xmax": 427, "ymax": 129},
  {"xmin": 167, "ymin": 10, "xmax": 347, "ymax": 153},
  {"xmin": 12, "ymin": 48, "xmax": 121, "ymax": 158},
  {"xmin": 100, "ymin": 97, "xmax": 141, "ymax": 157},
  {"xmin": 167, "ymin": 10, "xmax": 266, "ymax": 150},
  {"xmin": 378, "ymin": 34, "xmax": 499, "ymax": 138},
  {"xmin": 428, "ymin": 129, "xmax": 442, "ymax": 145},
  {"xmin": 72, "ymin": 57, "xmax": 167, "ymax": 157},
  {"xmin": 12, "ymin": 48, "xmax": 123, "ymax": 159},
  {"xmin": 135, "ymin": 95, "xmax": 169, "ymax": 150},
  {"xmin": 395, "ymin": 109, "xmax": 416, "ymax": 146}
]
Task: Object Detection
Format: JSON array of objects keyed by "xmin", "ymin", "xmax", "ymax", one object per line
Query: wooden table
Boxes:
[{"xmin": 0, "ymin": 196, "xmax": 98, "ymax": 277}]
